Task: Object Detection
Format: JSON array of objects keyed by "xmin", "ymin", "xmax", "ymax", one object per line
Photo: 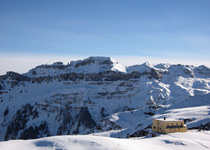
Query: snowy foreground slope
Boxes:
[
  {"xmin": 0, "ymin": 130, "xmax": 210, "ymax": 150},
  {"xmin": 0, "ymin": 56, "xmax": 210, "ymax": 142}
]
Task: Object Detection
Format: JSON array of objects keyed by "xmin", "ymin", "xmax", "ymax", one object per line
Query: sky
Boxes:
[{"xmin": 0, "ymin": 0, "xmax": 210, "ymax": 75}]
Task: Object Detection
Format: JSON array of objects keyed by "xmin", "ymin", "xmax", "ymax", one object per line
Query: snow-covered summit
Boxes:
[
  {"xmin": 24, "ymin": 57, "xmax": 210, "ymax": 79},
  {"xmin": 126, "ymin": 62, "xmax": 153, "ymax": 73},
  {"xmin": 69, "ymin": 56, "xmax": 126, "ymax": 73},
  {"xmin": 25, "ymin": 56, "xmax": 126, "ymax": 77},
  {"xmin": 154, "ymin": 63, "xmax": 170, "ymax": 70}
]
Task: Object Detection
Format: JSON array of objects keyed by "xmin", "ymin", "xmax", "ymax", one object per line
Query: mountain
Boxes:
[{"xmin": 0, "ymin": 56, "xmax": 209, "ymax": 141}]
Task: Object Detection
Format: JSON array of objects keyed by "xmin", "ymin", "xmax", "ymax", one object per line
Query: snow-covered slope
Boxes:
[
  {"xmin": 0, "ymin": 130, "xmax": 210, "ymax": 150},
  {"xmin": 0, "ymin": 56, "xmax": 209, "ymax": 141}
]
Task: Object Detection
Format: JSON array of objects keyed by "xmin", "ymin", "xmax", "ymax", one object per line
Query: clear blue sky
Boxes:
[{"xmin": 0, "ymin": 0, "xmax": 210, "ymax": 74}]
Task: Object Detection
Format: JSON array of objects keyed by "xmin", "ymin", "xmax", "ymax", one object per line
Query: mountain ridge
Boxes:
[{"xmin": 0, "ymin": 56, "xmax": 209, "ymax": 141}]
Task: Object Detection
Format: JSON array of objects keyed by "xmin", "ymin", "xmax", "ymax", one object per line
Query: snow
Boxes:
[
  {"xmin": 1, "ymin": 56, "xmax": 210, "ymax": 143},
  {"xmin": 0, "ymin": 130, "xmax": 210, "ymax": 150},
  {"xmin": 94, "ymin": 91, "xmax": 210, "ymax": 139},
  {"xmin": 24, "ymin": 56, "xmax": 126, "ymax": 77},
  {"xmin": 110, "ymin": 58, "xmax": 126, "ymax": 73},
  {"xmin": 126, "ymin": 62, "xmax": 153, "ymax": 73}
]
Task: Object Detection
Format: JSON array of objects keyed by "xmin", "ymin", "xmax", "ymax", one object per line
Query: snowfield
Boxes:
[{"xmin": 0, "ymin": 130, "xmax": 210, "ymax": 150}]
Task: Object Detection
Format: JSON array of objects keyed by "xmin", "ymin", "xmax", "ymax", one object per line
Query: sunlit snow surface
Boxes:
[{"xmin": 0, "ymin": 130, "xmax": 210, "ymax": 150}]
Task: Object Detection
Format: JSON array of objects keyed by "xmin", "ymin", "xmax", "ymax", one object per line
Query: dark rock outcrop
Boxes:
[
  {"xmin": 4, "ymin": 104, "xmax": 39, "ymax": 140},
  {"xmin": 20, "ymin": 121, "xmax": 50, "ymax": 140},
  {"xmin": 189, "ymin": 122, "xmax": 210, "ymax": 131}
]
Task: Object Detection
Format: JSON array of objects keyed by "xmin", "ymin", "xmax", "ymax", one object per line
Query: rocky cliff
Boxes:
[{"xmin": 0, "ymin": 56, "xmax": 210, "ymax": 141}]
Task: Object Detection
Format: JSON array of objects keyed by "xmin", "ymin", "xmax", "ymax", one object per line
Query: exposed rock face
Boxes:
[
  {"xmin": 56, "ymin": 106, "xmax": 73, "ymax": 135},
  {"xmin": 97, "ymin": 119, "xmax": 121, "ymax": 132},
  {"xmin": 189, "ymin": 122, "xmax": 210, "ymax": 130},
  {"xmin": 0, "ymin": 56, "xmax": 210, "ymax": 140},
  {"xmin": 56, "ymin": 107, "xmax": 96, "ymax": 135},
  {"xmin": 4, "ymin": 104, "xmax": 39, "ymax": 140},
  {"xmin": 20, "ymin": 121, "xmax": 50, "ymax": 140}
]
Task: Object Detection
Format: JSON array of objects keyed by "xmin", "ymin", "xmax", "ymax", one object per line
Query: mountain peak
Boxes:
[
  {"xmin": 70, "ymin": 56, "xmax": 126, "ymax": 73},
  {"xmin": 25, "ymin": 56, "xmax": 126, "ymax": 77},
  {"xmin": 0, "ymin": 56, "xmax": 210, "ymax": 141},
  {"xmin": 126, "ymin": 61, "xmax": 154, "ymax": 73}
]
